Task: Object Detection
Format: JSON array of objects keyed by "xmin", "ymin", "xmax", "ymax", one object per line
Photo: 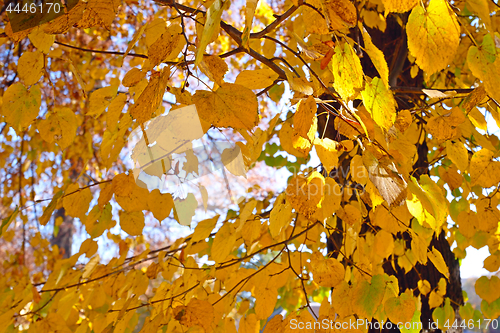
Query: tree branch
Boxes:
[{"xmin": 55, "ymin": 41, "xmax": 149, "ymax": 59}]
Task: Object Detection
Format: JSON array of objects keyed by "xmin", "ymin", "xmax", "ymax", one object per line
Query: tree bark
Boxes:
[{"xmin": 321, "ymin": 14, "xmax": 463, "ymax": 333}]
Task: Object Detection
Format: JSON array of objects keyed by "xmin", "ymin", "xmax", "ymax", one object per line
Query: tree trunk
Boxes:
[{"xmin": 321, "ymin": 14, "xmax": 463, "ymax": 333}]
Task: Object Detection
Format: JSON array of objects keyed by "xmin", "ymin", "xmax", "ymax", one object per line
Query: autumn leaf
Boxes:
[
  {"xmin": 475, "ymin": 276, "xmax": 500, "ymax": 304},
  {"xmin": 381, "ymin": 0, "xmax": 418, "ymax": 13},
  {"xmin": 147, "ymin": 189, "xmax": 174, "ymax": 222},
  {"xmin": 193, "ymin": 83, "xmax": 258, "ymax": 130},
  {"xmin": 199, "ymin": 55, "xmax": 228, "ymax": 86},
  {"xmin": 467, "ymin": 34, "xmax": 500, "ymax": 102},
  {"xmin": 269, "ymin": 193, "xmax": 293, "ymax": 238},
  {"xmin": 119, "ymin": 210, "xmax": 145, "ymax": 236},
  {"xmin": 234, "ymin": 69, "xmax": 279, "ymax": 90},
  {"xmin": 330, "ymin": 42, "xmax": 364, "ymax": 100},
  {"xmin": 406, "ymin": 0, "xmax": 460, "ymax": 74},
  {"xmin": 63, "ymin": 184, "xmax": 93, "ymax": 219},
  {"xmin": 18, "ymin": 51, "xmax": 44, "ymax": 86},
  {"xmin": 320, "ymin": 0, "xmax": 357, "ymax": 30},
  {"xmin": 385, "ymin": 292, "xmax": 417, "ymax": 324},
  {"xmin": 470, "ymin": 148, "xmax": 500, "ymax": 188},
  {"xmin": 294, "ymin": 96, "xmax": 317, "ymax": 140},
  {"xmin": 361, "ymin": 76, "xmax": 396, "ymax": 131},
  {"xmin": 286, "ymin": 172, "xmax": 325, "ymax": 217},
  {"xmin": 2, "ymin": 83, "xmax": 41, "ymax": 134},
  {"xmin": 173, "ymin": 299, "xmax": 214, "ymax": 331},
  {"xmin": 361, "ymin": 28, "xmax": 389, "ymax": 87},
  {"xmin": 310, "ymin": 251, "xmax": 345, "ymax": 288},
  {"xmin": 148, "ymin": 24, "xmax": 183, "ymax": 66},
  {"xmin": 129, "ymin": 68, "xmax": 169, "ymax": 124},
  {"xmin": 38, "ymin": 107, "xmax": 78, "ymax": 149}
]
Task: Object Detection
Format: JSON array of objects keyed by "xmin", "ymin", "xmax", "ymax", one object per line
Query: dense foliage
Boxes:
[{"xmin": 0, "ymin": 0, "xmax": 500, "ymax": 331}]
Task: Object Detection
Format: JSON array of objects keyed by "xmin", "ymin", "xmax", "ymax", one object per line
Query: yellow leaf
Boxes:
[
  {"xmin": 363, "ymin": 148, "xmax": 407, "ymax": 206},
  {"xmin": 39, "ymin": 191, "xmax": 63, "ymax": 226},
  {"xmin": 129, "ymin": 68, "xmax": 169, "ymax": 124},
  {"xmin": 467, "ymin": 34, "xmax": 500, "ymax": 104},
  {"xmin": 350, "ymin": 155, "xmax": 368, "ymax": 185},
  {"xmin": 289, "ymin": 76, "xmax": 315, "ymax": 96},
  {"xmin": 234, "ymin": 69, "xmax": 279, "ymax": 90},
  {"xmin": 76, "ymin": 0, "xmax": 120, "ymax": 30},
  {"xmin": 429, "ymin": 290, "xmax": 444, "ymax": 308},
  {"xmin": 239, "ymin": 313, "xmax": 259, "ymax": 333},
  {"xmin": 242, "ymin": 0, "xmax": 259, "ymax": 48},
  {"xmin": 37, "ymin": 107, "xmax": 78, "ymax": 149},
  {"xmin": 82, "ymin": 254, "xmax": 100, "ymax": 279},
  {"xmin": 147, "ymin": 189, "xmax": 174, "ymax": 222},
  {"xmin": 148, "ymin": 24, "xmax": 182, "ymax": 66},
  {"xmin": 269, "ymin": 193, "xmax": 293, "ymax": 238},
  {"xmin": 394, "ymin": 109, "xmax": 413, "ymax": 132},
  {"xmin": 124, "ymin": 24, "xmax": 147, "ymax": 57},
  {"xmin": 195, "ymin": 0, "xmax": 224, "ymax": 65},
  {"xmin": 106, "ymin": 94, "xmax": 126, "ymax": 132},
  {"xmin": 432, "ymin": 298, "xmax": 455, "ymax": 330},
  {"xmin": 466, "ymin": 0, "xmax": 492, "ymax": 30},
  {"xmin": 427, "ymin": 247, "xmax": 449, "ymax": 279},
  {"xmin": 418, "ymin": 280, "xmax": 432, "ymax": 295},
  {"xmin": 193, "ymin": 83, "xmax": 258, "ymax": 130},
  {"xmin": 314, "ymin": 138, "xmax": 339, "ymax": 173},
  {"xmin": 263, "ymin": 315, "xmax": 284, "ymax": 333},
  {"xmin": 426, "ymin": 107, "xmax": 465, "ymax": 142},
  {"xmin": 302, "ymin": 5, "xmax": 330, "ymax": 35},
  {"xmin": 254, "ymin": 285, "xmax": 278, "ymax": 320},
  {"xmin": 361, "ymin": 28, "xmax": 389, "ymax": 87},
  {"xmin": 320, "ymin": 0, "xmax": 357, "ymax": 30},
  {"xmin": 63, "ymin": 184, "xmax": 93, "ymax": 219},
  {"xmin": 338, "ymin": 203, "xmax": 362, "ymax": 226},
  {"xmin": 191, "ymin": 215, "xmax": 219, "ymax": 243},
  {"xmin": 310, "ymin": 251, "xmax": 345, "ymax": 288},
  {"xmin": 212, "ymin": 223, "xmax": 236, "ymax": 262},
  {"xmin": 467, "ymin": 107, "xmax": 488, "ymax": 132},
  {"xmin": 40, "ymin": 2, "xmax": 85, "ymax": 34},
  {"xmin": 28, "ymin": 29, "xmax": 55, "ymax": 54},
  {"xmin": 457, "ymin": 210, "xmax": 477, "ymax": 238},
  {"xmin": 294, "ymin": 96, "xmax": 317, "ymax": 140},
  {"xmin": 122, "ymin": 68, "xmax": 145, "ymax": 87},
  {"xmin": 119, "ymin": 210, "xmax": 145, "ymax": 236},
  {"xmin": 406, "ymin": 0, "xmax": 460, "ymax": 74},
  {"xmin": 381, "ymin": 0, "xmax": 418, "ymax": 13},
  {"xmin": 115, "ymin": 185, "xmax": 149, "ymax": 212},
  {"xmin": 113, "ymin": 173, "xmax": 136, "ymax": 197},
  {"xmin": 438, "ymin": 165, "xmax": 462, "ymax": 191},
  {"xmin": 2, "ymin": 83, "xmax": 41, "ymax": 134},
  {"xmin": 316, "ymin": 178, "xmax": 342, "ymax": 220},
  {"xmin": 446, "ymin": 140, "xmax": 469, "ymax": 172},
  {"xmin": 384, "ymin": 292, "xmax": 416, "ymax": 324},
  {"xmin": 173, "ymin": 193, "xmax": 198, "ymax": 226},
  {"xmin": 470, "ymin": 148, "xmax": 500, "ymax": 188},
  {"xmin": 361, "ymin": 76, "xmax": 396, "ymax": 131},
  {"xmin": 88, "ymin": 85, "xmax": 118, "ymax": 118},
  {"xmin": 475, "ymin": 276, "xmax": 500, "ymax": 304},
  {"xmin": 199, "ymin": 55, "xmax": 228, "ymax": 86},
  {"xmin": 286, "ymin": 172, "xmax": 325, "ymax": 217},
  {"xmin": 374, "ymin": 229, "xmax": 394, "ymax": 259},
  {"xmin": 173, "ymin": 299, "xmax": 215, "ymax": 331},
  {"xmin": 278, "ymin": 122, "xmax": 312, "ymax": 158},
  {"xmin": 330, "ymin": 42, "xmax": 364, "ymax": 100},
  {"xmin": 18, "ymin": 51, "xmax": 44, "ymax": 86}
]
